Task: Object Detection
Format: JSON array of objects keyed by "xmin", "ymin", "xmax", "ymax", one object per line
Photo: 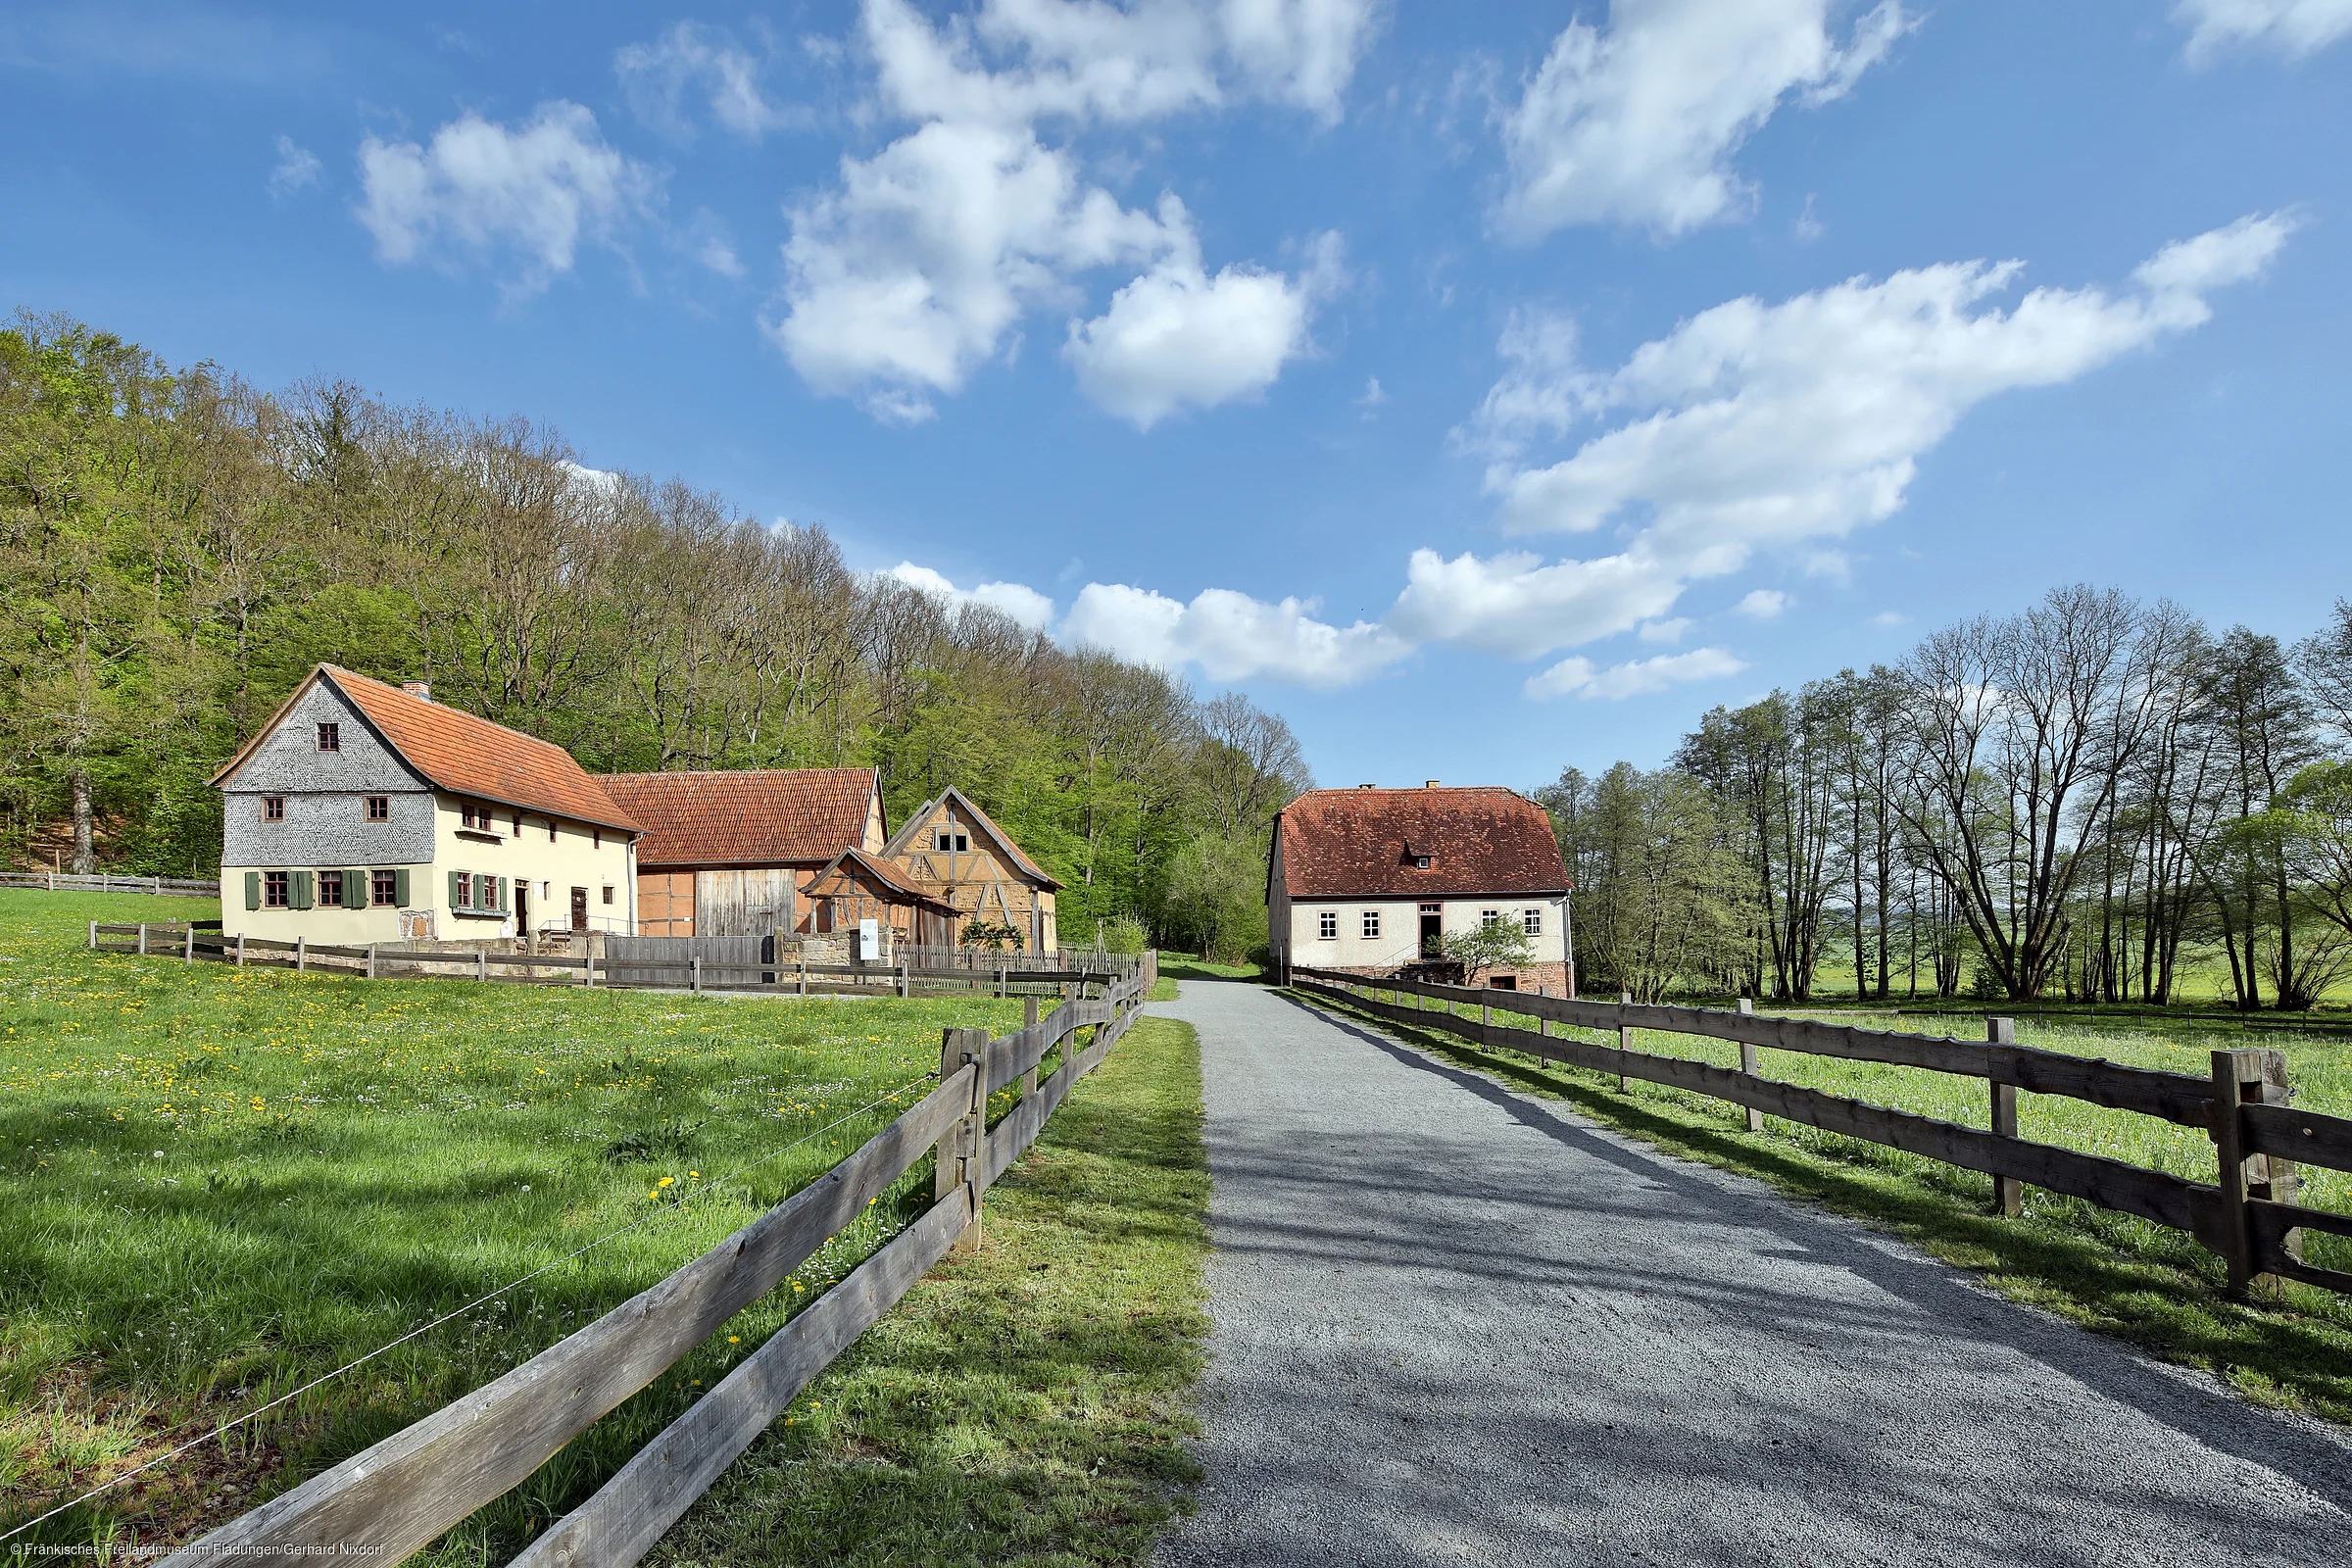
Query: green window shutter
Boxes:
[
  {"xmin": 291, "ymin": 869, "xmax": 314, "ymax": 910},
  {"xmin": 497, "ymin": 876, "xmax": 509, "ymax": 911},
  {"xmin": 448, "ymin": 870, "xmax": 466, "ymax": 909},
  {"xmin": 244, "ymin": 871, "xmax": 261, "ymax": 910},
  {"xmin": 394, "ymin": 867, "xmax": 411, "ymax": 907},
  {"xmin": 345, "ymin": 870, "xmax": 367, "ymax": 909}
]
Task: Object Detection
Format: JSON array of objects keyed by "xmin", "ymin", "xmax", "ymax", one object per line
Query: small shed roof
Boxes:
[
  {"xmin": 806, "ymin": 847, "xmax": 956, "ymax": 913},
  {"xmin": 1273, "ymin": 786, "xmax": 1568, "ymax": 900},
  {"xmin": 598, "ymin": 768, "xmax": 880, "ymax": 869},
  {"xmin": 209, "ymin": 665, "xmax": 641, "ymax": 834}
]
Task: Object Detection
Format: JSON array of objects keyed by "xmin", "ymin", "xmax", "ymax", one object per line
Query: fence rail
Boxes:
[
  {"xmin": 157, "ymin": 969, "xmax": 1151, "ymax": 1568},
  {"xmin": 1290, "ymin": 964, "xmax": 2347, "ymax": 1298},
  {"xmin": 90, "ymin": 924, "xmax": 1154, "ymax": 999},
  {"xmin": 2, "ymin": 870, "xmax": 220, "ymax": 897}
]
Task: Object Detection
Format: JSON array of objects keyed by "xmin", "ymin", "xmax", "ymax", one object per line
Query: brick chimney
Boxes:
[{"xmin": 1424, "ymin": 779, "xmax": 1441, "ymax": 788}]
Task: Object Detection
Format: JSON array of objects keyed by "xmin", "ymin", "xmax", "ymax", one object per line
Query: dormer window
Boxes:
[{"xmin": 1414, "ymin": 856, "xmax": 1431, "ymax": 870}]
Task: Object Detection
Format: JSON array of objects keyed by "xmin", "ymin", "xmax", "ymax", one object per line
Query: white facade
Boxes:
[{"xmin": 1281, "ymin": 896, "xmax": 1571, "ymax": 972}]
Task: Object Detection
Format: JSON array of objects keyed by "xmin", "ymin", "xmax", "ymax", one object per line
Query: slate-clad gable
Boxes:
[{"xmin": 219, "ymin": 681, "xmax": 434, "ymax": 868}]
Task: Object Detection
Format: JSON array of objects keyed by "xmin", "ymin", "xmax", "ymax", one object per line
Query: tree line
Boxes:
[
  {"xmin": 0, "ymin": 312, "xmax": 1312, "ymax": 949},
  {"xmin": 1545, "ymin": 584, "xmax": 2352, "ymax": 1009}
]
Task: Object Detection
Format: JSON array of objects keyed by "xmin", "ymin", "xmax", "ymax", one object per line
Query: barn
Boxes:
[{"xmin": 594, "ymin": 768, "xmax": 886, "ymax": 939}]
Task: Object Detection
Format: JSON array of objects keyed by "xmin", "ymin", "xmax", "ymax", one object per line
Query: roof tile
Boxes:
[
  {"xmin": 597, "ymin": 769, "xmax": 878, "ymax": 868},
  {"xmin": 1276, "ymin": 786, "xmax": 1568, "ymax": 900}
]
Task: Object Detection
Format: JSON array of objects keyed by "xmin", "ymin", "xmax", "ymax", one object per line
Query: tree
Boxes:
[
  {"xmin": 1156, "ymin": 831, "xmax": 1266, "ymax": 962},
  {"xmin": 1440, "ymin": 916, "xmax": 1536, "ymax": 979}
]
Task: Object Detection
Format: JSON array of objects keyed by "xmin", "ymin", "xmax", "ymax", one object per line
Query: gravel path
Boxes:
[{"xmin": 1152, "ymin": 979, "xmax": 2352, "ymax": 1567}]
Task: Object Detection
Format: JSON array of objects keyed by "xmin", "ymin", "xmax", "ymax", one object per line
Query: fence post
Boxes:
[
  {"xmin": 87, "ymin": 919, "xmax": 97, "ymax": 951},
  {"xmin": 137, "ymin": 924, "xmax": 149, "ymax": 956},
  {"xmin": 998, "ymin": 964, "xmax": 1007, "ymax": 1000},
  {"xmin": 2208, "ymin": 1048, "xmax": 2299, "ymax": 1296},
  {"xmin": 236, "ymin": 934, "xmax": 246, "ymax": 967},
  {"xmin": 477, "ymin": 950, "xmax": 488, "ymax": 983},
  {"xmin": 297, "ymin": 937, "xmax": 307, "ymax": 973},
  {"xmin": 184, "ymin": 926, "xmax": 196, "ymax": 965},
  {"xmin": 1736, "ymin": 997, "xmax": 1763, "ymax": 1132},
  {"xmin": 900, "ymin": 962, "xmax": 909, "ymax": 1000},
  {"xmin": 1987, "ymin": 1018, "xmax": 2021, "ymax": 1216},
  {"xmin": 935, "ymin": 1026, "xmax": 991, "ymax": 1252},
  {"xmin": 368, "ymin": 943, "xmax": 378, "ymax": 981},
  {"xmin": 691, "ymin": 956, "xmax": 702, "ymax": 994},
  {"xmin": 586, "ymin": 952, "xmax": 598, "ymax": 989},
  {"xmin": 1025, "ymin": 994, "xmax": 1040, "ymax": 1031}
]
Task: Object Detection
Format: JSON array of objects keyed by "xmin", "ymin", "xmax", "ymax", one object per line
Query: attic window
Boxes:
[
  {"xmin": 935, "ymin": 830, "xmax": 970, "ymax": 854},
  {"xmin": 316, "ymin": 722, "xmax": 340, "ymax": 752},
  {"xmin": 1414, "ymin": 855, "xmax": 1432, "ymax": 870}
]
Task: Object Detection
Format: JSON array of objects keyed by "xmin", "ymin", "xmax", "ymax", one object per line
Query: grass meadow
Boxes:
[
  {"xmin": 1302, "ymin": 982, "xmax": 2352, "ymax": 1423},
  {"xmin": 0, "ymin": 889, "xmax": 1059, "ymax": 1555}
]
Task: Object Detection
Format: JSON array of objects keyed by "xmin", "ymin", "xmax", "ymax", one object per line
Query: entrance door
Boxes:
[
  {"xmin": 570, "ymin": 886, "xmax": 589, "ymax": 931},
  {"xmin": 1419, "ymin": 903, "xmax": 1443, "ymax": 958},
  {"xmin": 514, "ymin": 881, "xmax": 529, "ymax": 932}
]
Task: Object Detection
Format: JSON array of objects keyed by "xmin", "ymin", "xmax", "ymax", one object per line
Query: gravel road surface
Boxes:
[{"xmin": 1152, "ymin": 979, "xmax": 2352, "ymax": 1567}]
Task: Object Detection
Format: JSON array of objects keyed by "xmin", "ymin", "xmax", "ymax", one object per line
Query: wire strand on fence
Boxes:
[{"xmin": 0, "ymin": 1068, "xmax": 943, "ymax": 1546}]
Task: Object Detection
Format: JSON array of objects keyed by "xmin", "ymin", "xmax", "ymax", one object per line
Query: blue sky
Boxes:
[{"xmin": 5, "ymin": 1, "xmax": 2348, "ymax": 793}]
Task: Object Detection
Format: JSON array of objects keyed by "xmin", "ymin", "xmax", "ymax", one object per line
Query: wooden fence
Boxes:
[
  {"xmin": 1290, "ymin": 964, "xmax": 2352, "ymax": 1298},
  {"xmin": 2, "ymin": 870, "xmax": 220, "ymax": 897},
  {"xmin": 156, "ymin": 970, "xmax": 1151, "ymax": 1568},
  {"xmin": 91, "ymin": 923, "xmax": 1156, "ymax": 1000}
]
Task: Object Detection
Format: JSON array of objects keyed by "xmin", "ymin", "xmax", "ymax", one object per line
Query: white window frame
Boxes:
[
  {"xmin": 1523, "ymin": 907, "xmax": 1543, "ymax": 936},
  {"xmin": 1361, "ymin": 909, "xmax": 1381, "ymax": 940},
  {"xmin": 1317, "ymin": 909, "xmax": 1339, "ymax": 940},
  {"xmin": 1480, "ymin": 907, "xmax": 1503, "ymax": 932}
]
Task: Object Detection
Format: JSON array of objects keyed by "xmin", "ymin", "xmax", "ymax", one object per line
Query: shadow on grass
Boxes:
[{"xmin": 1282, "ymin": 989, "xmax": 2352, "ymax": 1438}]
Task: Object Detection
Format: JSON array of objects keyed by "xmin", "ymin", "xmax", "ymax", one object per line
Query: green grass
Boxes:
[
  {"xmin": 0, "ymin": 890, "xmax": 1040, "ymax": 1552},
  {"xmin": 644, "ymin": 1014, "xmax": 1209, "ymax": 1568},
  {"xmin": 1153, "ymin": 955, "xmax": 1261, "ymax": 984},
  {"xmin": 1298, "ymin": 983, "xmax": 2352, "ymax": 1424}
]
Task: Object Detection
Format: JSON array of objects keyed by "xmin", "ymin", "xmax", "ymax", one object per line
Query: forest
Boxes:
[
  {"xmin": 1549, "ymin": 585, "xmax": 2352, "ymax": 1008},
  {"xmin": 0, "ymin": 313, "xmax": 1310, "ymax": 953}
]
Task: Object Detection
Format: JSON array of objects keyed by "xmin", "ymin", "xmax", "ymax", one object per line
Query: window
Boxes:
[
  {"xmin": 454, "ymin": 871, "xmax": 472, "ymax": 909},
  {"xmin": 1480, "ymin": 908, "xmax": 1504, "ymax": 931},
  {"xmin": 264, "ymin": 870, "xmax": 289, "ymax": 907},
  {"xmin": 461, "ymin": 801, "xmax": 496, "ymax": 832},
  {"xmin": 370, "ymin": 869, "xmax": 398, "ymax": 906},
  {"xmin": 1317, "ymin": 909, "xmax": 1339, "ymax": 940},
  {"xmin": 1414, "ymin": 855, "xmax": 1432, "ymax": 870},
  {"xmin": 1419, "ymin": 902, "xmax": 1442, "ymax": 913},
  {"xmin": 935, "ymin": 829, "xmax": 970, "ymax": 853},
  {"xmin": 366, "ymin": 795, "xmax": 389, "ymax": 821},
  {"xmin": 1523, "ymin": 908, "xmax": 1544, "ymax": 936},
  {"xmin": 602, "ymin": 885, "xmax": 614, "ymax": 906},
  {"xmin": 513, "ymin": 810, "xmax": 522, "ymax": 834},
  {"xmin": 263, "ymin": 796, "xmax": 285, "ymax": 822},
  {"xmin": 548, "ymin": 819, "xmax": 558, "ymax": 842},
  {"xmin": 317, "ymin": 721, "xmax": 340, "ymax": 752},
  {"xmin": 593, "ymin": 827, "xmax": 602, "ymax": 848},
  {"xmin": 1361, "ymin": 910, "xmax": 1382, "ymax": 940},
  {"xmin": 318, "ymin": 870, "xmax": 343, "ymax": 908}
]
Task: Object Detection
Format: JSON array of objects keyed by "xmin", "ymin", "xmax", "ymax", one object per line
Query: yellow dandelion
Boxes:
[{"xmin": 658, "ymin": 1176, "xmax": 675, "ymax": 1187}]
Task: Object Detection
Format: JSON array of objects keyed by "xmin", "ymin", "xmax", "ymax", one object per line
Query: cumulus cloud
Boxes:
[
  {"xmin": 886, "ymin": 563, "xmax": 1057, "ymax": 628},
  {"xmin": 773, "ymin": 0, "xmax": 1373, "ymax": 420},
  {"xmin": 357, "ymin": 102, "xmax": 657, "ymax": 297},
  {"xmin": 1470, "ymin": 215, "xmax": 2292, "ymax": 645},
  {"xmin": 1065, "ymin": 228, "xmax": 1341, "ymax": 427},
  {"xmin": 2176, "ymin": 0, "xmax": 2352, "ymax": 61},
  {"xmin": 617, "ymin": 21, "xmax": 803, "ymax": 139},
  {"xmin": 1063, "ymin": 581, "xmax": 1409, "ymax": 688},
  {"xmin": 1494, "ymin": 0, "xmax": 1910, "ymax": 241},
  {"xmin": 1524, "ymin": 646, "xmax": 1746, "ymax": 701},
  {"xmin": 1639, "ymin": 616, "xmax": 1690, "ymax": 643},
  {"xmin": 1736, "ymin": 588, "xmax": 1788, "ymax": 618},
  {"xmin": 268, "ymin": 135, "xmax": 320, "ymax": 198},
  {"xmin": 1385, "ymin": 546, "xmax": 1683, "ymax": 660}
]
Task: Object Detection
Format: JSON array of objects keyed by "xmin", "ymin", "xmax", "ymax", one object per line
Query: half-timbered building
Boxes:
[
  {"xmin": 595, "ymin": 768, "xmax": 886, "ymax": 938},
  {"xmin": 879, "ymin": 787, "xmax": 1060, "ymax": 952}
]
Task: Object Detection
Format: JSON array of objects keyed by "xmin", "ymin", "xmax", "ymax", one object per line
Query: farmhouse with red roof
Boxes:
[
  {"xmin": 1267, "ymin": 782, "xmax": 1573, "ymax": 993},
  {"xmin": 210, "ymin": 665, "xmax": 642, "ymax": 943}
]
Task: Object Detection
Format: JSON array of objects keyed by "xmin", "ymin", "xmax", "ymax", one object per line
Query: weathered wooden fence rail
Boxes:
[
  {"xmin": 2, "ymin": 870, "xmax": 220, "ymax": 897},
  {"xmin": 157, "ymin": 970, "xmax": 1149, "ymax": 1568},
  {"xmin": 1290, "ymin": 964, "xmax": 2348, "ymax": 1298},
  {"xmin": 90, "ymin": 923, "xmax": 1156, "ymax": 999}
]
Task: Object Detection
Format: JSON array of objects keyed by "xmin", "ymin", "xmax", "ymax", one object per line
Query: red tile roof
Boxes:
[
  {"xmin": 1274, "ymin": 786, "xmax": 1569, "ymax": 899},
  {"xmin": 597, "ymin": 768, "xmax": 879, "ymax": 869},
  {"xmin": 210, "ymin": 666, "xmax": 641, "ymax": 832},
  {"xmin": 807, "ymin": 847, "xmax": 957, "ymax": 912}
]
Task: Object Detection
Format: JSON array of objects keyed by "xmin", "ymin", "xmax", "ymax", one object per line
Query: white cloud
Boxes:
[
  {"xmin": 1385, "ymin": 545, "xmax": 1684, "ymax": 660},
  {"xmin": 1525, "ymin": 646, "xmax": 1746, "ymax": 701},
  {"xmin": 1638, "ymin": 616, "xmax": 1690, "ymax": 643},
  {"xmin": 1868, "ymin": 609, "xmax": 1905, "ymax": 627},
  {"xmin": 1735, "ymin": 588, "xmax": 1788, "ymax": 618},
  {"xmin": 1065, "ymin": 227, "xmax": 1340, "ymax": 427},
  {"xmin": 1480, "ymin": 214, "xmax": 2293, "ymax": 594},
  {"xmin": 357, "ymin": 103, "xmax": 657, "ymax": 298},
  {"xmin": 269, "ymin": 135, "xmax": 321, "ymax": 198},
  {"xmin": 1063, "ymin": 581, "xmax": 1409, "ymax": 688},
  {"xmin": 617, "ymin": 22, "xmax": 803, "ymax": 140},
  {"xmin": 2176, "ymin": 0, "xmax": 2352, "ymax": 61},
  {"xmin": 774, "ymin": 0, "xmax": 1371, "ymax": 420},
  {"xmin": 1494, "ymin": 0, "xmax": 1910, "ymax": 241},
  {"xmin": 886, "ymin": 563, "xmax": 1057, "ymax": 628},
  {"xmin": 1357, "ymin": 375, "xmax": 1389, "ymax": 407},
  {"xmin": 773, "ymin": 121, "xmax": 1172, "ymax": 417}
]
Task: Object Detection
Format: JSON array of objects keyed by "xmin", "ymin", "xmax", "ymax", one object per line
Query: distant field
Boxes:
[{"xmin": 0, "ymin": 890, "xmax": 1031, "ymax": 1554}]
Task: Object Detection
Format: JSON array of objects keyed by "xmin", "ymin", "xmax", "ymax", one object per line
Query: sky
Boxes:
[{"xmin": 4, "ymin": 1, "xmax": 2349, "ymax": 795}]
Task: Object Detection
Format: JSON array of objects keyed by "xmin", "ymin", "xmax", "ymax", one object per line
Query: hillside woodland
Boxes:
[
  {"xmin": 0, "ymin": 313, "xmax": 1309, "ymax": 953},
  {"xmin": 1549, "ymin": 586, "xmax": 2352, "ymax": 1007}
]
